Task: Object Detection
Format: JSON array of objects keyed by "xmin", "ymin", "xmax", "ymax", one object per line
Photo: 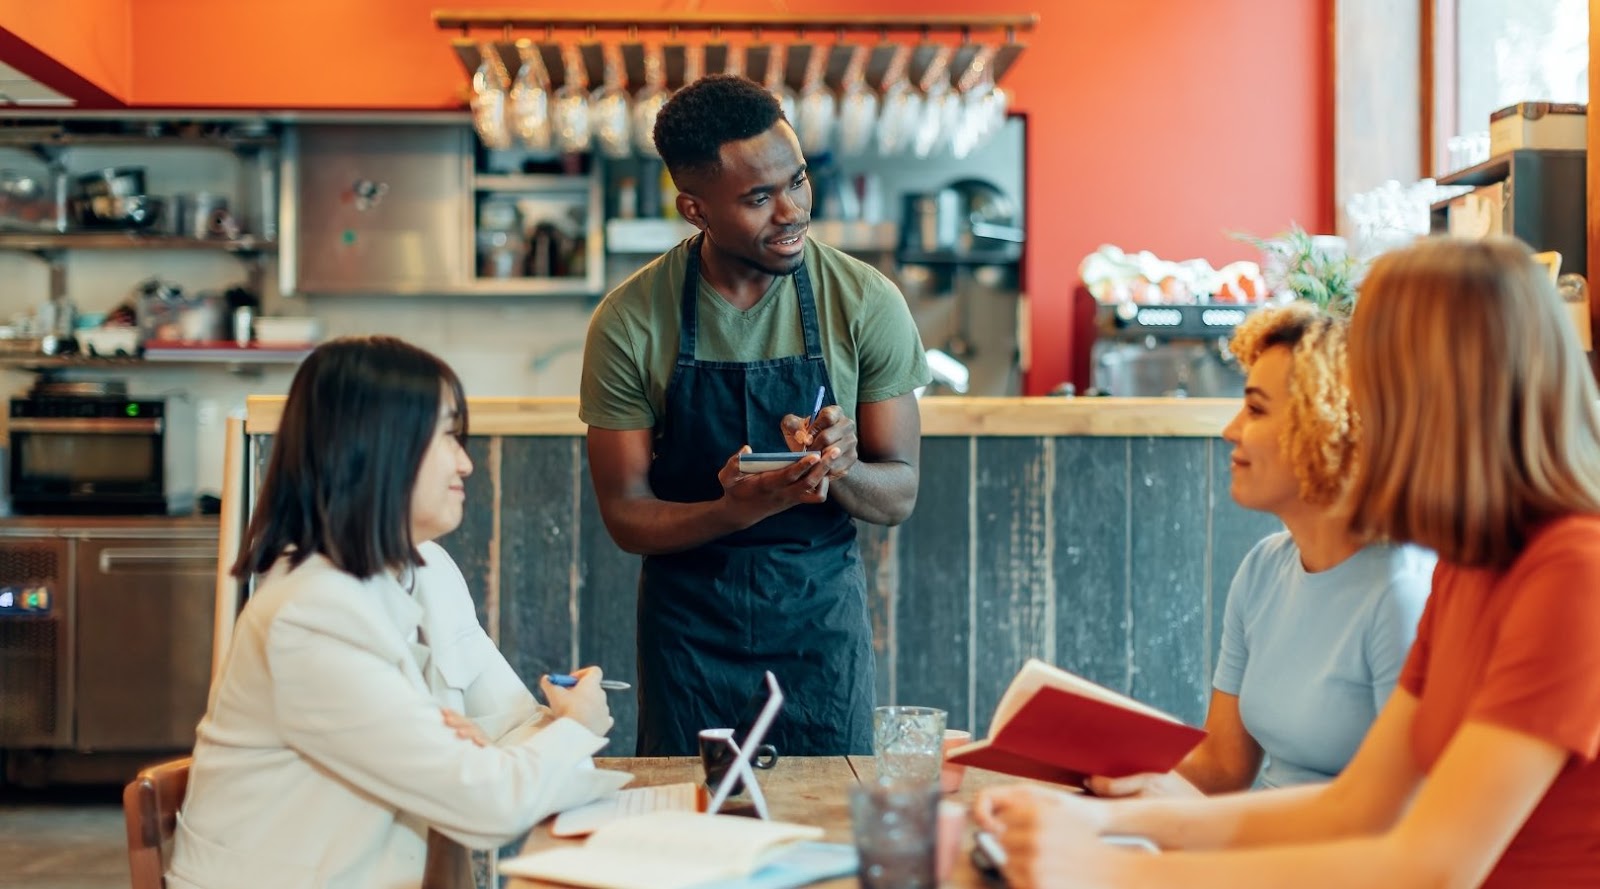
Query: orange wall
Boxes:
[
  {"xmin": 74, "ymin": 0, "xmax": 1330, "ymax": 393},
  {"xmin": 0, "ymin": 0, "xmax": 130, "ymax": 104}
]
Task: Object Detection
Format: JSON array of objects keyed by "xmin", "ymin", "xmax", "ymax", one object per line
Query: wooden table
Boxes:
[{"xmin": 506, "ymin": 756, "xmax": 1018, "ymax": 888}]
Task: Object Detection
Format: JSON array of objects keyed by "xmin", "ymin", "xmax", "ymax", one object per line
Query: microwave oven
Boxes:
[{"xmin": 7, "ymin": 395, "xmax": 196, "ymax": 515}]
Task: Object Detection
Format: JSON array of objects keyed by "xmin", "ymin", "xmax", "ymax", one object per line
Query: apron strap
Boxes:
[{"xmin": 677, "ymin": 233, "xmax": 704, "ymax": 363}]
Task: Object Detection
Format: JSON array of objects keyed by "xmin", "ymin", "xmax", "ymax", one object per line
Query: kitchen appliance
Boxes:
[
  {"xmin": 8, "ymin": 386, "xmax": 196, "ymax": 516},
  {"xmin": 1091, "ymin": 303, "xmax": 1250, "ymax": 397},
  {"xmin": 0, "ymin": 519, "xmax": 217, "ymax": 782}
]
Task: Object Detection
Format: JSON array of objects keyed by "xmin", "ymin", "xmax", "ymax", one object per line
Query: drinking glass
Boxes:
[
  {"xmin": 849, "ymin": 778, "xmax": 940, "ymax": 889},
  {"xmin": 872, "ymin": 705, "xmax": 946, "ymax": 783}
]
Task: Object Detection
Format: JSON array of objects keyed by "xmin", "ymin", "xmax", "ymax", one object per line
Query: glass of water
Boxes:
[
  {"xmin": 872, "ymin": 706, "xmax": 947, "ymax": 783},
  {"xmin": 849, "ymin": 778, "xmax": 940, "ymax": 889}
]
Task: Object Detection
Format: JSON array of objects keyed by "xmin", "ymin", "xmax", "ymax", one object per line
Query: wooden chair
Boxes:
[{"xmin": 123, "ymin": 756, "xmax": 192, "ymax": 889}]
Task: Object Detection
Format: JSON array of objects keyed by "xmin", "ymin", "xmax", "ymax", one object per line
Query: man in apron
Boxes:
[{"xmin": 578, "ymin": 75, "xmax": 930, "ymax": 755}]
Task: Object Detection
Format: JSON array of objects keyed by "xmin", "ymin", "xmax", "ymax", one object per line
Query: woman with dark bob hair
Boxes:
[
  {"xmin": 974, "ymin": 238, "xmax": 1600, "ymax": 888},
  {"xmin": 170, "ymin": 336, "xmax": 615, "ymax": 889}
]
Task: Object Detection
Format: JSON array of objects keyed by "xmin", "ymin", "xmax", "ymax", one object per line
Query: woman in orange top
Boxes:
[{"xmin": 975, "ymin": 236, "xmax": 1600, "ymax": 889}]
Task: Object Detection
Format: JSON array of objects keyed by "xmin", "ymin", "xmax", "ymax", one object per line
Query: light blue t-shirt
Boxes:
[{"xmin": 1214, "ymin": 531, "xmax": 1435, "ymax": 789}]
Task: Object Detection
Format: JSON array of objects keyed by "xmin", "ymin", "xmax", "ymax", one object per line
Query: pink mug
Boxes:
[
  {"xmin": 941, "ymin": 729, "xmax": 973, "ymax": 794},
  {"xmin": 935, "ymin": 800, "xmax": 967, "ymax": 882}
]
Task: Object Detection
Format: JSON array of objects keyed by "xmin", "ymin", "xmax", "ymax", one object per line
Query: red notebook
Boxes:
[{"xmin": 946, "ymin": 658, "xmax": 1206, "ymax": 786}]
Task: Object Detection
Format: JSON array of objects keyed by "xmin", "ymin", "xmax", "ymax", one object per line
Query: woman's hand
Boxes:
[
  {"xmin": 541, "ymin": 666, "xmax": 614, "ymax": 737},
  {"xmin": 1085, "ymin": 770, "xmax": 1204, "ymax": 799},
  {"xmin": 974, "ymin": 785, "xmax": 1129, "ymax": 889},
  {"xmin": 440, "ymin": 708, "xmax": 489, "ymax": 747}
]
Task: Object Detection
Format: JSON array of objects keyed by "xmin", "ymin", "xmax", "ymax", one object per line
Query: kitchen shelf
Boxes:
[
  {"xmin": 0, "ymin": 354, "xmax": 307, "ymax": 371},
  {"xmin": 454, "ymin": 277, "xmax": 601, "ymax": 297},
  {"xmin": 897, "ymin": 246, "xmax": 1022, "ymax": 266},
  {"xmin": 0, "ymin": 131, "xmax": 279, "ymax": 151},
  {"xmin": 475, "ymin": 173, "xmax": 592, "ymax": 192},
  {"xmin": 0, "ymin": 232, "xmax": 278, "ymax": 253},
  {"xmin": 602, "ymin": 218, "xmax": 899, "ymax": 255}
]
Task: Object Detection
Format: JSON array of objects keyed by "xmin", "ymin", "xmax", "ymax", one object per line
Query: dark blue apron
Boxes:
[{"xmin": 636, "ymin": 235, "xmax": 875, "ymax": 756}]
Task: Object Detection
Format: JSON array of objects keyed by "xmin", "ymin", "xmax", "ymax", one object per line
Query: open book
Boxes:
[
  {"xmin": 946, "ymin": 658, "xmax": 1206, "ymax": 785},
  {"xmin": 499, "ymin": 811, "xmax": 852, "ymax": 889}
]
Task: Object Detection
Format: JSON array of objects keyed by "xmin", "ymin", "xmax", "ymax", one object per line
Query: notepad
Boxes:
[
  {"xmin": 551, "ymin": 782, "xmax": 702, "ymax": 838},
  {"xmin": 499, "ymin": 811, "xmax": 832, "ymax": 889}
]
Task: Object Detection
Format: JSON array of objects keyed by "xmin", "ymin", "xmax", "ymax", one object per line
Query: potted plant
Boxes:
[{"xmin": 1235, "ymin": 224, "xmax": 1364, "ymax": 316}]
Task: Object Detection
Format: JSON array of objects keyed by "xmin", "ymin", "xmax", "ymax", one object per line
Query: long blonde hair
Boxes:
[
  {"xmin": 1345, "ymin": 237, "xmax": 1600, "ymax": 568},
  {"xmin": 1228, "ymin": 302, "xmax": 1355, "ymax": 507}
]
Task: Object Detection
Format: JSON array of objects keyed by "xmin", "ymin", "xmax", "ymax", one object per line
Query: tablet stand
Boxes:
[{"xmin": 724, "ymin": 738, "xmax": 770, "ymax": 820}]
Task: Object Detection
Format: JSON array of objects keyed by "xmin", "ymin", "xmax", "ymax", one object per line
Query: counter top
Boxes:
[
  {"xmin": 0, "ymin": 514, "xmax": 219, "ymax": 537},
  {"xmin": 245, "ymin": 396, "xmax": 1238, "ymax": 438}
]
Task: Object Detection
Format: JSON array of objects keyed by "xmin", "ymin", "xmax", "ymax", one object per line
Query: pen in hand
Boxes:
[
  {"xmin": 806, "ymin": 385, "xmax": 826, "ymax": 434},
  {"xmin": 547, "ymin": 673, "xmax": 632, "ymax": 692}
]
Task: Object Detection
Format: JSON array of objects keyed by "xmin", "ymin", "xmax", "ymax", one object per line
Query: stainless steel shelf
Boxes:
[
  {"xmin": 0, "ymin": 131, "xmax": 279, "ymax": 150},
  {"xmin": 475, "ymin": 173, "xmax": 593, "ymax": 192},
  {"xmin": 0, "ymin": 232, "xmax": 277, "ymax": 253},
  {"xmin": 0, "ymin": 350, "xmax": 308, "ymax": 371},
  {"xmin": 460, "ymin": 277, "xmax": 602, "ymax": 297}
]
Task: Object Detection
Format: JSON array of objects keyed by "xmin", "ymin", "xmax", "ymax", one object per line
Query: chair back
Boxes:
[{"xmin": 123, "ymin": 757, "xmax": 192, "ymax": 889}]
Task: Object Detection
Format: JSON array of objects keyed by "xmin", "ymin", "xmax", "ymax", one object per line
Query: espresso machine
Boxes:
[{"xmin": 1090, "ymin": 302, "xmax": 1249, "ymax": 397}]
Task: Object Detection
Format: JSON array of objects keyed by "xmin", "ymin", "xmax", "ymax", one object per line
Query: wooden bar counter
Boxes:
[{"xmin": 241, "ymin": 396, "xmax": 1279, "ymax": 752}]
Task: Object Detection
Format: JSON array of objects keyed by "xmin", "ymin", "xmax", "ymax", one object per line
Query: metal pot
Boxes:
[
  {"xmin": 174, "ymin": 192, "xmax": 229, "ymax": 240},
  {"xmin": 78, "ymin": 167, "xmax": 145, "ymax": 199}
]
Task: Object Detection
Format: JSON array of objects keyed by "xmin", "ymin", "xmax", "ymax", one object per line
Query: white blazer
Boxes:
[{"xmin": 168, "ymin": 543, "xmax": 606, "ymax": 889}]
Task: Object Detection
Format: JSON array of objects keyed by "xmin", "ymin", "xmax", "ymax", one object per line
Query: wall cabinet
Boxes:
[
  {"xmin": 288, "ymin": 124, "xmax": 603, "ymax": 296},
  {"xmin": 290, "ymin": 124, "xmax": 469, "ymax": 295}
]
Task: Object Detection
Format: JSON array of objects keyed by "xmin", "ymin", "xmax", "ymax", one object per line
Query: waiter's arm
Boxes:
[
  {"xmin": 820, "ymin": 393, "xmax": 920, "ymax": 525},
  {"xmin": 587, "ymin": 427, "xmax": 830, "ymax": 555}
]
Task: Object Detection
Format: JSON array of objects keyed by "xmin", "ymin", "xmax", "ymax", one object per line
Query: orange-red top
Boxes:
[{"xmin": 1400, "ymin": 515, "xmax": 1600, "ymax": 888}]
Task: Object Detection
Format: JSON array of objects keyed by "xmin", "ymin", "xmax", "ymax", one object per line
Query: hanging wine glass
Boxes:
[
  {"xmin": 793, "ymin": 42, "xmax": 837, "ymax": 156},
  {"xmin": 469, "ymin": 44, "xmax": 513, "ymax": 150},
  {"xmin": 951, "ymin": 43, "xmax": 1000, "ymax": 159},
  {"xmin": 835, "ymin": 43, "xmax": 880, "ymax": 158},
  {"xmin": 758, "ymin": 41, "xmax": 799, "ymax": 125},
  {"xmin": 912, "ymin": 44, "xmax": 960, "ymax": 160},
  {"xmin": 509, "ymin": 42, "xmax": 552, "ymax": 152},
  {"xmin": 875, "ymin": 44, "xmax": 921, "ymax": 157},
  {"xmin": 551, "ymin": 44, "xmax": 592, "ymax": 154},
  {"xmin": 723, "ymin": 42, "xmax": 747, "ymax": 80},
  {"xmin": 591, "ymin": 43, "xmax": 632, "ymax": 160},
  {"xmin": 632, "ymin": 44, "xmax": 669, "ymax": 157}
]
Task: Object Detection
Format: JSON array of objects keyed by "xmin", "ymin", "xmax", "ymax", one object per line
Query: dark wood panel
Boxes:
[
  {"xmin": 855, "ymin": 520, "xmax": 896, "ymax": 708},
  {"xmin": 971, "ymin": 437, "xmax": 1054, "ymax": 732},
  {"xmin": 1128, "ymin": 438, "xmax": 1210, "ymax": 725},
  {"xmin": 1052, "ymin": 437, "xmax": 1131, "ymax": 694},
  {"xmin": 1206, "ymin": 439, "xmax": 1284, "ymax": 679},
  {"xmin": 894, "ymin": 438, "xmax": 973, "ymax": 728},
  {"xmin": 576, "ymin": 448, "xmax": 643, "ymax": 755},
  {"xmin": 496, "ymin": 439, "xmax": 582, "ymax": 687},
  {"xmin": 441, "ymin": 437, "xmax": 496, "ymax": 631}
]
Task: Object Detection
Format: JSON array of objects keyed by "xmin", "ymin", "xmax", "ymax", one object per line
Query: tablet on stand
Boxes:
[{"xmin": 705, "ymin": 670, "xmax": 785, "ymax": 819}]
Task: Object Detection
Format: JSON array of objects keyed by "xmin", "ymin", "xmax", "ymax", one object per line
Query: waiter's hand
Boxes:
[
  {"xmin": 717, "ymin": 446, "xmax": 832, "ymax": 519},
  {"xmin": 781, "ymin": 406, "xmax": 858, "ymax": 481}
]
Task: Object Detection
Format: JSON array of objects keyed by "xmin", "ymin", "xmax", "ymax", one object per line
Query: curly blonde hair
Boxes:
[{"xmin": 1228, "ymin": 302, "xmax": 1358, "ymax": 506}]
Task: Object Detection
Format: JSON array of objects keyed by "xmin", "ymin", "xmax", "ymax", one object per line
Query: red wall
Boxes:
[{"xmin": 9, "ymin": 0, "xmax": 1334, "ymax": 393}]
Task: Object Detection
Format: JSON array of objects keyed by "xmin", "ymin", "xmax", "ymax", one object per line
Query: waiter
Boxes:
[{"xmin": 578, "ymin": 75, "xmax": 929, "ymax": 755}]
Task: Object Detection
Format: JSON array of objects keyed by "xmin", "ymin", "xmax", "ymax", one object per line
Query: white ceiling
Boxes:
[{"xmin": 0, "ymin": 61, "xmax": 73, "ymax": 106}]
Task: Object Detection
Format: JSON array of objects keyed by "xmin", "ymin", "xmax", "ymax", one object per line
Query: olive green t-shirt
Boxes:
[{"xmin": 579, "ymin": 237, "xmax": 930, "ymax": 430}]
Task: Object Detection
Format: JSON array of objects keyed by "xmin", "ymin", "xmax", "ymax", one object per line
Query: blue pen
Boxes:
[
  {"xmin": 806, "ymin": 385, "xmax": 826, "ymax": 431},
  {"xmin": 547, "ymin": 672, "xmax": 632, "ymax": 691}
]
